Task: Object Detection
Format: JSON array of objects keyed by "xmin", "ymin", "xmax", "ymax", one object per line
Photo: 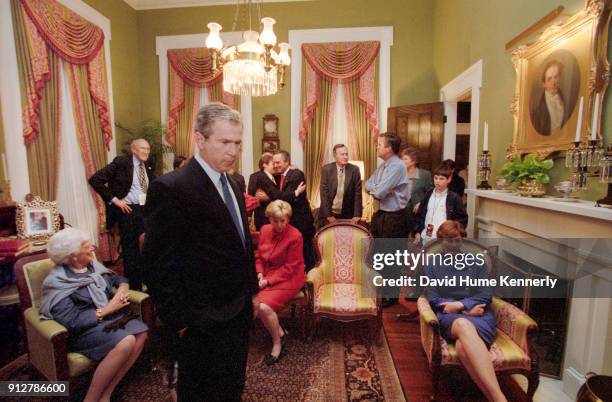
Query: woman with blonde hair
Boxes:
[
  {"xmin": 40, "ymin": 228, "xmax": 148, "ymax": 402},
  {"xmin": 254, "ymin": 200, "xmax": 305, "ymax": 365}
]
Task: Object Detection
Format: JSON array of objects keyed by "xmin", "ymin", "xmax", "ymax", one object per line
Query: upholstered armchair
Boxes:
[
  {"xmin": 14, "ymin": 253, "xmax": 154, "ymax": 381},
  {"xmin": 417, "ymin": 240, "xmax": 539, "ymax": 401},
  {"xmin": 305, "ymin": 220, "xmax": 381, "ymax": 340}
]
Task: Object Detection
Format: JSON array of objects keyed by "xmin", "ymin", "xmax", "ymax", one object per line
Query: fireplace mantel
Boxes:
[
  {"xmin": 468, "ymin": 188, "xmax": 612, "ymax": 399},
  {"xmin": 468, "ymin": 189, "xmax": 612, "ymax": 222}
]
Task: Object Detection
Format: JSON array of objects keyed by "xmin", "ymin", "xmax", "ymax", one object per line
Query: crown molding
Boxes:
[{"xmin": 123, "ymin": 0, "xmax": 310, "ymax": 11}]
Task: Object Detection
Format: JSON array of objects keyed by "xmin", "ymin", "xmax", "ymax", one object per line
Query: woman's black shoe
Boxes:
[
  {"xmin": 280, "ymin": 328, "xmax": 289, "ymax": 347},
  {"xmin": 264, "ymin": 351, "xmax": 282, "ymax": 366}
]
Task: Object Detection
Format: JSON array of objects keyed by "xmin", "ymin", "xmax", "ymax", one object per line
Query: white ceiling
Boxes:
[{"xmin": 123, "ymin": 0, "xmax": 311, "ymax": 10}]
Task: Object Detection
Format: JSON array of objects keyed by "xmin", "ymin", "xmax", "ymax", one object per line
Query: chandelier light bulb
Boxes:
[
  {"xmin": 278, "ymin": 42, "xmax": 291, "ymax": 66},
  {"xmin": 205, "ymin": 22, "xmax": 223, "ymax": 50},
  {"xmin": 259, "ymin": 17, "xmax": 277, "ymax": 46},
  {"xmin": 238, "ymin": 30, "xmax": 264, "ymax": 55}
]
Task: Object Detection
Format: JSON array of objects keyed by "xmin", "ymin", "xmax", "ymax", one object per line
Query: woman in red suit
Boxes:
[{"xmin": 255, "ymin": 200, "xmax": 305, "ymax": 365}]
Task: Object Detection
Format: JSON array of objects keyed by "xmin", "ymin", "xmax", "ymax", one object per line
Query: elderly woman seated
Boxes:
[
  {"xmin": 40, "ymin": 228, "xmax": 148, "ymax": 402},
  {"xmin": 255, "ymin": 200, "xmax": 305, "ymax": 365},
  {"xmin": 425, "ymin": 221, "xmax": 507, "ymax": 402}
]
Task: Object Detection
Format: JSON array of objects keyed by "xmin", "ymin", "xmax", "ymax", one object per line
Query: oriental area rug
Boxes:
[{"xmin": 1, "ymin": 321, "xmax": 406, "ymax": 402}]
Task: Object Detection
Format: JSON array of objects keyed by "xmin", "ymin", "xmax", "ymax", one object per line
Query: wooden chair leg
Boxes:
[
  {"xmin": 527, "ymin": 371, "xmax": 539, "ymax": 401},
  {"xmin": 299, "ymin": 305, "xmax": 306, "ymax": 341},
  {"xmin": 431, "ymin": 366, "xmax": 440, "ymax": 401}
]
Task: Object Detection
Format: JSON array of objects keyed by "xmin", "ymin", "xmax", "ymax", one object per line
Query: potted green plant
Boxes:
[
  {"xmin": 115, "ymin": 120, "xmax": 173, "ymax": 175},
  {"xmin": 499, "ymin": 154, "xmax": 554, "ymax": 197}
]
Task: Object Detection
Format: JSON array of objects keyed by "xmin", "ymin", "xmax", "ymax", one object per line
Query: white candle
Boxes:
[
  {"xmin": 1, "ymin": 154, "xmax": 7, "ymax": 181},
  {"xmin": 591, "ymin": 93, "xmax": 600, "ymax": 141},
  {"xmin": 575, "ymin": 96, "xmax": 583, "ymax": 142},
  {"xmin": 483, "ymin": 122, "xmax": 489, "ymax": 151}
]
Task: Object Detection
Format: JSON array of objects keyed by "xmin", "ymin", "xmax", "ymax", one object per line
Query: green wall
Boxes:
[
  {"xmin": 433, "ymin": 0, "xmax": 611, "ymax": 200},
  {"xmin": 84, "ymin": 0, "xmax": 141, "ymax": 149},
  {"xmin": 136, "ymin": 0, "xmax": 436, "ymax": 170}
]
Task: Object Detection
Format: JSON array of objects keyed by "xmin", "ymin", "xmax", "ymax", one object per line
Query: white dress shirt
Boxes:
[
  {"xmin": 193, "ymin": 153, "xmax": 244, "ymax": 239},
  {"xmin": 421, "ymin": 189, "xmax": 448, "ymax": 242},
  {"xmin": 545, "ymin": 91, "xmax": 565, "ymax": 132},
  {"xmin": 120, "ymin": 155, "xmax": 149, "ymax": 205}
]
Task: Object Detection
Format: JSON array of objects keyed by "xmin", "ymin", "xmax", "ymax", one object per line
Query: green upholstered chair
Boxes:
[
  {"xmin": 14, "ymin": 253, "xmax": 154, "ymax": 381},
  {"xmin": 417, "ymin": 239, "xmax": 539, "ymax": 401}
]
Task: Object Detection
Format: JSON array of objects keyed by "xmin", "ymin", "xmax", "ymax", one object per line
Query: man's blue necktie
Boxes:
[{"xmin": 220, "ymin": 174, "xmax": 246, "ymax": 247}]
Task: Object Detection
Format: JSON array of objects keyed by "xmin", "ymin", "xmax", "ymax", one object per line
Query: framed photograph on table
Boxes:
[
  {"xmin": 16, "ymin": 196, "xmax": 60, "ymax": 240},
  {"xmin": 262, "ymin": 114, "xmax": 280, "ymax": 154},
  {"xmin": 507, "ymin": 0, "xmax": 610, "ymax": 159}
]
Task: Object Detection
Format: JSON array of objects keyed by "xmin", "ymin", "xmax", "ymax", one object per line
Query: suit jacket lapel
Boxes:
[
  {"xmin": 329, "ymin": 166, "xmax": 338, "ymax": 199},
  {"xmin": 186, "ymin": 160, "xmax": 246, "ymax": 252},
  {"xmin": 343, "ymin": 165, "xmax": 353, "ymax": 194},
  {"xmin": 227, "ymin": 176, "xmax": 252, "ymax": 251}
]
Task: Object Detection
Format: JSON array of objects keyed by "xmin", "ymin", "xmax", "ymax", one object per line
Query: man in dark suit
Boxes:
[
  {"xmin": 89, "ymin": 138, "xmax": 154, "ymax": 290},
  {"xmin": 247, "ymin": 152, "xmax": 276, "ymax": 230},
  {"xmin": 143, "ymin": 103, "xmax": 259, "ymax": 402},
  {"xmin": 318, "ymin": 144, "xmax": 362, "ymax": 227},
  {"xmin": 255, "ymin": 150, "xmax": 315, "ymax": 269}
]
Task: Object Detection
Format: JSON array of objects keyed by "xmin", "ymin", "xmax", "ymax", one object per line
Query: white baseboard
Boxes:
[{"xmin": 563, "ymin": 366, "xmax": 585, "ymax": 399}]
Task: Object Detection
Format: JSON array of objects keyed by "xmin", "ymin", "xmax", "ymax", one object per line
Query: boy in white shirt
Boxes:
[{"xmin": 414, "ymin": 165, "xmax": 468, "ymax": 244}]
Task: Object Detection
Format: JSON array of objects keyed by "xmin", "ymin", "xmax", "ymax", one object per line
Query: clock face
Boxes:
[{"xmin": 264, "ymin": 120, "xmax": 277, "ymax": 134}]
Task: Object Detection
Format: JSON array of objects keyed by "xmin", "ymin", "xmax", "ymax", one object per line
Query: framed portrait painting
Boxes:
[
  {"xmin": 16, "ymin": 196, "xmax": 60, "ymax": 240},
  {"xmin": 507, "ymin": 0, "xmax": 610, "ymax": 159}
]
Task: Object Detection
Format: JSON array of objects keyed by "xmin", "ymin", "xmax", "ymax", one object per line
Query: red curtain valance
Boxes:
[
  {"xmin": 299, "ymin": 41, "xmax": 379, "ymax": 143},
  {"xmin": 21, "ymin": 0, "xmax": 104, "ymax": 65},
  {"xmin": 302, "ymin": 41, "xmax": 379, "ymax": 82},
  {"xmin": 167, "ymin": 48, "xmax": 222, "ymax": 87},
  {"xmin": 166, "ymin": 48, "xmax": 235, "ymax": 147}
]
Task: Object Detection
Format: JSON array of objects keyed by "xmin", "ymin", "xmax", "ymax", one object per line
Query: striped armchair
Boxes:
[
  {"xmin": 305, "ymin": 220, "xmax": 381, "ymax": 340},
  {"xmin": 417, "ymin": 240, "xmax": 539, "ymax": 401}
]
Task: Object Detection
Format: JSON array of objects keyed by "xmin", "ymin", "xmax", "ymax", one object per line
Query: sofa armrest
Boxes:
[
  {"xmin": 417, "ymin": 296, "xmax": 440, "ymax": 365},
  {"xmin": 490, "ymin": 297, "xmax": 538, "ymax": 353},
  {"xmin": 24, "ymin": 308, "xmax": 70, "ymax": 381},
  {"xmin": 25, "ymin": 307, "xmax": 68, "ymax": 342},
  {"xmin": 127, "ymin": 290, "xmax": 154, "ymax": 328},
  {"xmin": 306, "ymin": 264, "xmax": 325, "ymax": 291}
]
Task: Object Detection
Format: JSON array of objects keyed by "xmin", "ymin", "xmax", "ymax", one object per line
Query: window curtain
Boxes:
[
  {"xmin": 300, "ymin": 41, "xmax": 380, "ymax": 204},
  {"xmin": 11, "ymin": 0, "xmax": 112, "ymax": 258},
  {"xmin": 166, "ymin": 48, "xmax": 239, "ymax": 159}
]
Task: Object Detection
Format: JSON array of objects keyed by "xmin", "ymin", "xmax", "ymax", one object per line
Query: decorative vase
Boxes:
[{"xmin": 516, "ymin": 179, "xmax": 546, "ymax": 197}]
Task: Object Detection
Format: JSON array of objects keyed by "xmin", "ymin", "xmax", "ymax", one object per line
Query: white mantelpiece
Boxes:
[
  {"xmin": 468, "ymin": 189, "xmax": 612, "ymax": 223},
  {"xmin": 468, "ymin": 189, "xmax": 612, "ymax": 399}
]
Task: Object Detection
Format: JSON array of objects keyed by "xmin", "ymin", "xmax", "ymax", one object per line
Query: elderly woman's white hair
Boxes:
[{"xmin": 47, "ymin": 228, "xmax": 91, "ymax": 265}]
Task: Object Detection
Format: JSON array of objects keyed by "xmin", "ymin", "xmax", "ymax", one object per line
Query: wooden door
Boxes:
[{"xmin": 387, "ymin": 102, "xmax": 444, "ymax": 171}]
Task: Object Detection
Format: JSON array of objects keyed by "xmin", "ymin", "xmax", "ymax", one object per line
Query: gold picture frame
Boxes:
[
  {"xmin": 16, "ymin": 196, "xmax": 60, "ymax": 240},
  {"xmin": 507, "ymin": 0, "xmax": 611, "ymax": 160}
]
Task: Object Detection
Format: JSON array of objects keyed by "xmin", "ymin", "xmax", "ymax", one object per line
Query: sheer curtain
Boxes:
[
  {"xmin": 57, "ymin": 61, "xmax": 99, "ymax": 243},
  {"xmin": 326, "ymin": 85, "xmax": 350, "ymax": 164}
]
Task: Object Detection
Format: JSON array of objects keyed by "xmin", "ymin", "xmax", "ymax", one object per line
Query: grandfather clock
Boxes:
[{"xmin": 262, "ymin": 114, "xmax": 280, "ymax": 154}]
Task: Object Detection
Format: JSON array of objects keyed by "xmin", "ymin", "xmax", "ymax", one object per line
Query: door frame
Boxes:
[{"xmin": 439, "ymin": 59, "xmax": 483, "ymax": 236}]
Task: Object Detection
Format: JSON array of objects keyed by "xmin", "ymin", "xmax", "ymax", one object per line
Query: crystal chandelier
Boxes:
[{"xmin": 205, "ymin": 1, "xmax": 291, "ymax": 97}]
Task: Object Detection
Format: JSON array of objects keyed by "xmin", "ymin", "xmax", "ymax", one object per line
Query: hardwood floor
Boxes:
[{"xmin": 383, "ymin": 302, "xmax": 528, "ymax": 402}]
